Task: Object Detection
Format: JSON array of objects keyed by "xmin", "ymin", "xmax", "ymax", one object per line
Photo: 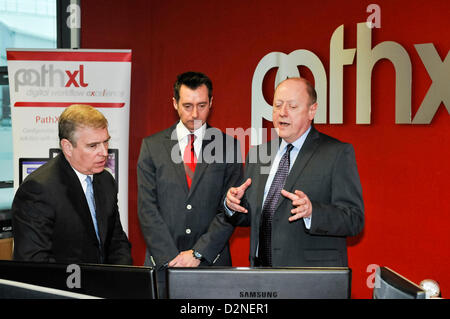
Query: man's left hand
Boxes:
[{"xmin": 281, "ymin": 189, "xmax": 312, "ymax": 222}]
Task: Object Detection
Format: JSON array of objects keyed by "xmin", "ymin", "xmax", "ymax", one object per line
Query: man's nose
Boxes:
[
  {"xmin": 99, "ymin": 142, "xmax": 108, "ymax": 156},
  {"xmin": 279, "ymin": 104, "xmax": 288, "ymax": 116},
  {"xmin": 192, "ymin": 106, "xmax": 198, "ymax": 118}
]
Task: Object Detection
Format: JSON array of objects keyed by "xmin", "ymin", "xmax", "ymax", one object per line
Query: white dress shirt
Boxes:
[
  {"xmin": 72, "ymin": 166, "xmax": 93, "ymax": 195},
  {"xmin": 176, "ymin": 120, "xmax": 206, "ymax": 159}
]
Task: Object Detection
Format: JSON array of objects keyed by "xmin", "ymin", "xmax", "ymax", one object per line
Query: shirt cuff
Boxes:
[
  {"xmin": 223, "ymin": 198, "xmax": 235, "ymax": 217},
  {"xmin": 303, "ymin": 216, "xmax": 311, "ymax": 229}
]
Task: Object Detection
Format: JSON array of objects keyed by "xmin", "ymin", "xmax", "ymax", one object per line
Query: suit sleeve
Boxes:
[
  {"xmin": 220, "ymin": 147, "xmax": 252, "ymax": 228},
  {"xmin": 137, "ymin": 139, "xmax": 179, "ymax": 266},
  {"xmin": 104, "ymin": 180, "xmax": 133, "ymax": 265},
  {"xmin": 12, "ymin": 180, "xmax": 56, "ymax": 262},
  {"xmin": 193, "ymin": 137, "xmax": 244, "ymax": 264},
  {"xmin": 309, "ymin": 144, "xmax": 365, "ymax": 237}
]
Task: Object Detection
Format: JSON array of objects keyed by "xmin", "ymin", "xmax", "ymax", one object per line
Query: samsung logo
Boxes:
[{"xmin": 239, "ymin": 291, "xmax": 278, "ymax": 298}]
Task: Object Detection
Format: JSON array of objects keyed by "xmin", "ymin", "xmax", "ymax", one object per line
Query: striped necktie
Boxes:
[{"xmin": 259, "ymin": 143, "xmax": 293, "ymax": 267}]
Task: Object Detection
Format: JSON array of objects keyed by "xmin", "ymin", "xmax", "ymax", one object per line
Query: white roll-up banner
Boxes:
[{"xmin": 6, "ymin": 49, "xmax": 132, "ymax": 234}]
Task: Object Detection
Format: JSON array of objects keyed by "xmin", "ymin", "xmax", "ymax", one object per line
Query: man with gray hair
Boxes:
[
  {"xmin": 12, "ymin": 104, "xmax": 132, "ymax": 265},
  {"xmin": 225, "ymin": 78, "xmax": 364, "ymax": 267}
]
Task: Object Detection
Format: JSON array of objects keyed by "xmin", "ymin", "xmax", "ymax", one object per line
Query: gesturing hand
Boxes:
[
  {"xmin": 281, "ymin": 189, "xmax": 312, "ymax": 222},
  {"xmin": 225, "ymin": 178, "xmax": 252, "ymax": 213}
]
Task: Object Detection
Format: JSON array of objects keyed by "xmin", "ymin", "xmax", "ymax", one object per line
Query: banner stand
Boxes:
[{"xmin": 7, "ymin": 49, "xmax": 132, "ymax": 234}]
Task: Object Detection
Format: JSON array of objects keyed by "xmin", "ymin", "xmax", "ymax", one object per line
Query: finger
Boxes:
[
  {"xmin": 292, "ymin": 198, "xmax": 307, "ymax": 207},
  {"xmin": 227, "ymin": 192, "xmax": 242, "ymax": 205},
  {"xmin": 226, "ymin": 197, "xmax": 248, "ymax": 213},
  {"xmin": 227, "ymin": 187, "xmax": 245, "ymax": 202},
  {"xmin": 230, "ymin": 187, "xmax": 240, "ymax": 196},
  {"xmin": 238, "ymin": 178, "xmax": 252, "ymax": 192},
  {"xmin": 281, "ymin": 189, "xmax": 298, "ymax": 201},
  {"xmin": 226, "ymin": 194, "xmax": 248, "ymax": 213},
  {"xmin": 288, "ymin": 208, "xmax": 308, "ymax": 221},
  {"xmin": 294, "ymin": 190, "xmax": 307, "ymax": 198},
  {"xmin": 168, "ymin": 259, "xmax": 177, "ymax": 267},
  {"xmin": 289, "ymin": 213, "xmax": 305, "ymax": 222},
  {"xmin": 290, "ymin": 205, "xmax": 308, "ymax": 215},
  {"xmin": 230, "ymin": 203, "xmax": 248, "ymax": 213}
]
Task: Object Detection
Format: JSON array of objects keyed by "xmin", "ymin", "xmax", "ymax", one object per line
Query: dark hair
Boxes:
[{"xmin": 173, "ymin": 71, "xmax": 213, "ymax": 102}]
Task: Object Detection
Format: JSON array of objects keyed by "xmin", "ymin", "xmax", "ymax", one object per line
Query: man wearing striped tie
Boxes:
[
  {"xmin": 225, "ymin": 78, "xmax": 364, "ymax": 268},
  {"xmin": 137, "ymin": 72, "xmax": 242, "ymax": 298}
]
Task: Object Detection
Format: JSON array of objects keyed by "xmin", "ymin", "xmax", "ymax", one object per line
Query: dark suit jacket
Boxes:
[
  {"xmin": 137, "ymin": 123, "xmax": 242, "ymax": 268},
  {"xmin": 12, "ymin": 154, "xmax": 132, "ymax": 265},
  {"xmin": 227, "ymin": 126, "xmax": 364, "ymax": 267}
]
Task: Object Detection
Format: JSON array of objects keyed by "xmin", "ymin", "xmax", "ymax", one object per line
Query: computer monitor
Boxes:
[
  {"xmin": 18, "ymin": 158, "xmax": 49, "ymax": 184},
  {"xmin": 373, "ymin": 266, "xmax": 426, "ymax": 299},
  {"xmin": 167, "ymin": 267, "xmax": 351, "ymax": 299},
  {"xmin": 0, "ymin": 210, "xmax": 12, "ymax": 239},
  {"xmin": 0, "ymin": 279, "xmax": 100, "ymax": 299},
  {"xmin": 0, "ymin": 260, "xmax": 156, "ymax": 299},
  {"xmin": 104, "ymin": 148, "xmax": 119, "ymax": 184}
]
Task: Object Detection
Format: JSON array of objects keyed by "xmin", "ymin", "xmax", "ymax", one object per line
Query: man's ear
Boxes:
[
  {"xmin": 173, "ymin": 97, "xmax": 178, "ymax": 111},
  {"xmin": 60, "ymin": 138, "xmax": 73, "ymax": 158},
  {"xmin": 309, "ymin": 102, "xmax": 318, "ymax": 120}
]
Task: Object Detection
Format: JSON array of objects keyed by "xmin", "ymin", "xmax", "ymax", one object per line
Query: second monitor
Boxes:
[{"xmin": 167, "ymin": 267, "xmax": 351, "ymax": 299}]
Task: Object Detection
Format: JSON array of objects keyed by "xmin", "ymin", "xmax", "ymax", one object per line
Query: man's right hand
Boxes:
[{"xmin": 225, "ymin": 178, "xmax": 252, "ymax": 213}]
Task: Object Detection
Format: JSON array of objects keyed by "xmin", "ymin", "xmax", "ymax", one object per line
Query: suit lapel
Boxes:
[
  {"xmin": 163, "ymin": 124, "xmax": 190, "ymax": 195},
  {"xmin": 58, "ymin": 155, "xmax": 100, "ymax": 244},
  {"xmin": 277, "ymin": 127, "xmax": 321, "ymax": 209}
]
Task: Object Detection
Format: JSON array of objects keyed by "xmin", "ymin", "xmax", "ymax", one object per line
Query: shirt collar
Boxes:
[
  {"xmin": 72, "ymin": 166, "xmax": 93, "ymax": 187},
  {"xmin": 176, "ymin": 120, "xmax": 206, "ymax": 142},
  {"xmin": 279, "ymin": 125, "xmax": 312, "ymax": 152}
]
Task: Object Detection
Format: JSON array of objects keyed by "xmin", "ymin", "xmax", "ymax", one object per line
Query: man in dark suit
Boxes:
[
  {"xmin": 225, "ymin": 77, "xmax": 364, "ymax": 267},
  {"xmin": 12, "ymin": 104, "xmax": 132, "ymax": 265},
  {"xmin": 137, "ymin": 72, "xmax": 242, "ymax": 296}
]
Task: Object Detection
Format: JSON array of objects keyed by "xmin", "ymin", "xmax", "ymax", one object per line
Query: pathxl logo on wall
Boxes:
[{"xmin": 251, "ymin": 22, "xmax": 449, "ymax": 145}]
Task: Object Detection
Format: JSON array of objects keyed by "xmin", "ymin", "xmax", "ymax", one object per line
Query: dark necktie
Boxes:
[
  {"xmin": 259, "ymin": 143, "xmax": 293, "ymax": 267},
  {"xmin": 183, "ymin": 134, "xmax": 197, "ymax": 188}
]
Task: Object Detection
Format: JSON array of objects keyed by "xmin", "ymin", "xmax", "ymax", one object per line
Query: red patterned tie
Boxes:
[{"xmin": 183, "ymin": 134, "xmax": 197, "ymax": 188}]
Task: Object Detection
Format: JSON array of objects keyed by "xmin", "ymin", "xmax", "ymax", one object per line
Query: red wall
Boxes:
[{"xmin": 81, "ymin": 0, "xmax": 450, "ymax": 298}]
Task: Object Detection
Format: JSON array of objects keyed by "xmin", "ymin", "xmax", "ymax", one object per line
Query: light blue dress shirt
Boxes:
[{"xmin": 225, "ymin": 126, "xmax": 312, "ymax": 229}]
